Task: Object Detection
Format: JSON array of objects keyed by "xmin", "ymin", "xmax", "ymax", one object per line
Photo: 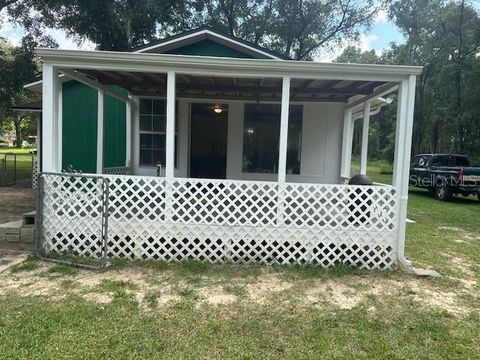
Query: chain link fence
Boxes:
[{"xmin": 0, "ymin": 153, "xmax": 17, "ymax": 186}]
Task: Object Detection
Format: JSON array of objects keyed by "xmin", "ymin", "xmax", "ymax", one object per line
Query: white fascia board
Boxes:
[
  {"xmin": 35, "ymin": 48, "xmax": 423, "ymax": 83},
  {"xmin": 134, "ymin": 29, "xmax": 280, "ymax": 60},
  {"xmin": 24, "ymin": 73, "xmax": 68, "ymax": 93}
]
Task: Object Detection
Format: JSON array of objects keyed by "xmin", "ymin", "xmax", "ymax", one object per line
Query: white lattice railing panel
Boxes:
[
  {"xmin": 170, "ymin": 178, "xmax": 279, "ymax": 226},
  {"xmin": 39, "ymin": 174, "xmax": 400, "ymax": 269},
  {"xmin": 282, "ymin": 184, "xmax": 398, "ymax": 230}
]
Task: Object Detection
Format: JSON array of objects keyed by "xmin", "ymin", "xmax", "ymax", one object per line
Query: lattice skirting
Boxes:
[
  {"xmin": 39, "ymin": 173, "xmax": 399, "ymax": 269},
  {"xmin": 42, "ymin": 221, "xmax": 397, "ymax": 269}
]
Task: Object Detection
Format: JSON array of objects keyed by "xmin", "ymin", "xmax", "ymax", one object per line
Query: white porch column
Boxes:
[
  {"xmin": 340, "ymin": 109, "xmax": 353, "ymax": 180},
  {"xmin": 359, "ymin": 101, "xmax": 371, "ymax": 175},
  {"xmin": 125, "ymin": 97, "xmax": 132, "ymax": 167},
  {"xmin": 165, "ymin": 71, "xmax": 176, "ymax": 179},
  {"xmin": 277, "ymin": 76, "xmax": 291, "ymax": 183},
  {"xmin": 393, "ymin": 76, "xmax": 416, "ymax": 266},
  {"xmin": 96, "ymin": 89, "xmax": 104, "ymax": 174},
  {"xmin": 41, "ymin": 64, "xmax": 60, "ymax": 172},
  {"xmin": 392, "ymin": 80, "xmax": 408, "ymax": 187},
  {"xmin": 56, "ymin": 85, "xmax": 63, "ymax": 171}
]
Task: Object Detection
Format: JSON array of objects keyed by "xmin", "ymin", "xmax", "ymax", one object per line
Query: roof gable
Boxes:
[
  {"xmin": 165, "ymin": 39, "xmax": 254, "ymax": 58},
  {"xmin": 132, "ymin": 28, "xmax": 283, "ymax": 60}
]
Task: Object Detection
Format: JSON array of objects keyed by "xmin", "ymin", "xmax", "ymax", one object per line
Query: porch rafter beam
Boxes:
[
  {"xmin": 79, "ymin": 76, "xmax": 378, "ymax": 96},
  {"xmin": 59, "ymin": 68, "xmax": 130, "ymax": 103},
  {"xmin": 345, "ymin": 82, "xmax": 399, "ymax": 111},
  {"xmin": 128, "ymin": 90, "xmax": 348, "ymax": 103}
]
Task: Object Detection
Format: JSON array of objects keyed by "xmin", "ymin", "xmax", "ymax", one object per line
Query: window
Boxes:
[
  {"xmin": 242, "ymin": 104, "xmax": 302, "ymax": 174},
  {"xmin": 431, "ymin": 155, "xmax": 448, "ymax": 167},
  {"xmin": 450, "ymin": 155, "xmax": 470, "ymax": 167},
  {"xmin": 139, "ymin": 99, "xmax": 177, "ymax": 167}
]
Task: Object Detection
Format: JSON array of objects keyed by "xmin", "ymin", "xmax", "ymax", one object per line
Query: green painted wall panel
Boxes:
[
  {"xmin": 62, "ymin": 80, "xmax": 98, "ymax": 173},
  {"xmin": 165, "ymin": 39, "xmax": 254, "ymax": 58},
  {"xmin": 104, "ymin": 86, "xmax": 127, "ymax": 168},
  {"xmin": 62, "ymin": 81, "xmax": 127, "ymax": 173}
]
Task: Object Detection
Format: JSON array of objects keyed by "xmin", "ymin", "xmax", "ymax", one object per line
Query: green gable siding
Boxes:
[
  {"xmin": 62, "ymin": 80, "xmax": 98, "ymax": 173},
  {"xmin": 165, "ymin": 39, "xmax": 254, "ymax": 58},
  {"xmin": 62, "ymin": 81, "xmax": 127, "ymax": 173},
  {"xmin": 104, "ymin": 86, "xmax": 127, "ymax": 168}
]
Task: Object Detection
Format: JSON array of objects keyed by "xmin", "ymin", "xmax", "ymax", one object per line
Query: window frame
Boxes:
[
  {"xmin": 241, "ymin": 102, "xmax": 303, "ymax": 175},
  {"xmin": 138, "ymin": 97, "xmax": 178, "ymax": 168}
]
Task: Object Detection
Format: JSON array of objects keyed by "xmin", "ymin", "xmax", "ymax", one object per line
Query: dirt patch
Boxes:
[
  {"xmin": 438, "ymin": 226, "xmax": 480, "ymax": 243},
  {"xmin": 83, "ymin": 292, "xmax": 113, "ymax": 304},
  {"xmin": 406, "ymin": 280, "xmax": 465, "ymax": 315},
  {"xmin": 198, "ymin": 286, "xmax": 236, "ymax": 305},
  {"xmin": 246, "ymin": 272, "xmax": 293, "ymax": 303},
  {"xmin": 0, "ymin": 262, "xmax": 475, "ymax": 315}
]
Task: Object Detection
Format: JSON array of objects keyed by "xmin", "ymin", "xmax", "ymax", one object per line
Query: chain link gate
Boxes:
[
  {"xmin": 36, "ymin": 172, "xmax": 110, "ymax": 269},
  {"xmin": 0, "ymin": 153, "xmax": 17, "ymax": 187}
]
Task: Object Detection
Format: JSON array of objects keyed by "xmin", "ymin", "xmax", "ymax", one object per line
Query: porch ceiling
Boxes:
[{"xmin": 77, "ymin": 69, "xmax": 388, "ymax": 103}]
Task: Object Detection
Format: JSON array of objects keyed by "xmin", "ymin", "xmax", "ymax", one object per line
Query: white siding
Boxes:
[{"xmin": 132, "ymin": 98, "xmax": 344, "ymax": 184}]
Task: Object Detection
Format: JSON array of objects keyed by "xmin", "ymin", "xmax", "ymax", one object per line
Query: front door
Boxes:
[{"xmin": 189, "ymin": 103, "xmax": 228, "ymax": 179}]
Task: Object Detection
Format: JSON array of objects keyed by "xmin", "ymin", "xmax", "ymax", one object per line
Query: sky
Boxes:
[{"xmin": 0, "ymin": 9, "xmax": 405, "ymax": 62}]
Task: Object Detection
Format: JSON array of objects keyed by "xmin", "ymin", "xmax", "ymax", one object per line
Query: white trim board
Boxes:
[
  {"xmin": 36, "ymin": 49, "xmax": 423, "ymax": 83},
  {"xmin": 134, "ymin": 29, "xmax": 280, "ymax": 60}
]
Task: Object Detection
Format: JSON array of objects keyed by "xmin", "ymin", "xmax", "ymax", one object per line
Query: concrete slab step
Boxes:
[{"xmin": 0, "ymin": 219, "xmax": 35, "ymax": 251}]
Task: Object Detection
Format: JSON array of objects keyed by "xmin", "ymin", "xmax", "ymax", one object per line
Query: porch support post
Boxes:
[
  {"xmin": 392, "ymin": 80, "xmax": 408, "ymax": 187},
  {"xmin": 340, "ymin": 109, "xmax": 353, "ymax": 180},
  {"xmin": 57, "ymin": 85, "xmax": 63, "ymax": 171},
  {"xmin": 165, "ymin": 71, "xmax": 176, "ymax": 179},
  {"xmin": 277, "ymin": 75, "xmax": 291, "ymax": 183},
  {"xmin": 393, "ymin": 76, "xmax": 416, "ymax": 266},
  {"xmin": 359, "ymin": 101, "xmax": 371, "ymax": 175},
  {"xmin": 42, "ymin": 64, "xmax": 60, "ymax": 172},
  {"xmin": 125, "ymin": 97, "xmax": 132, "ymax": 167},
  {"xmin": 96, "ymin": 89, "xmax": 104, "ymax": 174}
]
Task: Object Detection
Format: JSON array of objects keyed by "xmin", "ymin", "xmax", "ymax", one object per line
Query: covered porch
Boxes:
[{"xmin": 37, "ymin": 49, "xmax": 421, "ymax": 268}]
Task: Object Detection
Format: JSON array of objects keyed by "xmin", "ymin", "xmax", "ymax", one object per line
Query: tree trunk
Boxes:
[{"xmin": 14, "ymin": 117, "xmax": 22, "ymax": 148}]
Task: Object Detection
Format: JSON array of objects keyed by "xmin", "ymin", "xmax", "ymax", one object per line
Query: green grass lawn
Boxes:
[
  {"xmin": 0, "ymin": 147, "xmax": 37, "ymax": 183},
  {"xmin": 0, "ymin": 162, "xmax": 479, "ymax": 359}
]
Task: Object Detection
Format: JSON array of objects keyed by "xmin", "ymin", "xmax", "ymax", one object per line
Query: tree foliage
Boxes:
[
  {"xmin": 336, "ymin": 0, "xmax": 480, "ymax": 164},
  {"xmin": 8, "ymin": 0, "xmax": 379, "ymax": 59}
]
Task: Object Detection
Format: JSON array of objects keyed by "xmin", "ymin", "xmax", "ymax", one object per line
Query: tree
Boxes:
[
  {"xmin": 8, "ymin": 0, "xmax": 178, "ymax": 51},
  {"xmin": 390, "ymin": 0, "xmax": 480, "ymax": 157},
  {"xmin": 336, "ymin": 0, "xmax": 480, "ymax": 163},
  {"xmin": 0, "ymin": 0, "xmax": 21, "ymax": 12},
  {"xmin": 188, "ymin": 0, "xmax": 380, "ymax": 59},
  {"xmin": 0, "ymin": 38, "xmax": 41, "ymax": 147},
  {"xmin": 334, "ymin": 45, "xmax": 382, "ymax": 64},
  {"xmin": 9, "ymin": 0, "xmax": 380, "ymax": 58}
]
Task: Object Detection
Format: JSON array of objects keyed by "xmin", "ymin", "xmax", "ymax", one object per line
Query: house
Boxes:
[{"xmin": 27, "ymin": 28, "xmax": 422, "ymax": 268}]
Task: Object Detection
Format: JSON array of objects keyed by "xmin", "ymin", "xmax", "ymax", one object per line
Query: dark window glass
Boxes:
[
  {"xmin": 453, "ymin": 156, "xmax": 470, "ymax": 167},
  {"xmin": 242, "ymin": 104, "xmax": 302, "ymax": 174},
  {"xmin": 431, "ymin": 156, "xmax": 448, "ymax": 167},
  {"xmin": 139, "ymin": 98, "xmax": 177, "ymax": 167}
]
